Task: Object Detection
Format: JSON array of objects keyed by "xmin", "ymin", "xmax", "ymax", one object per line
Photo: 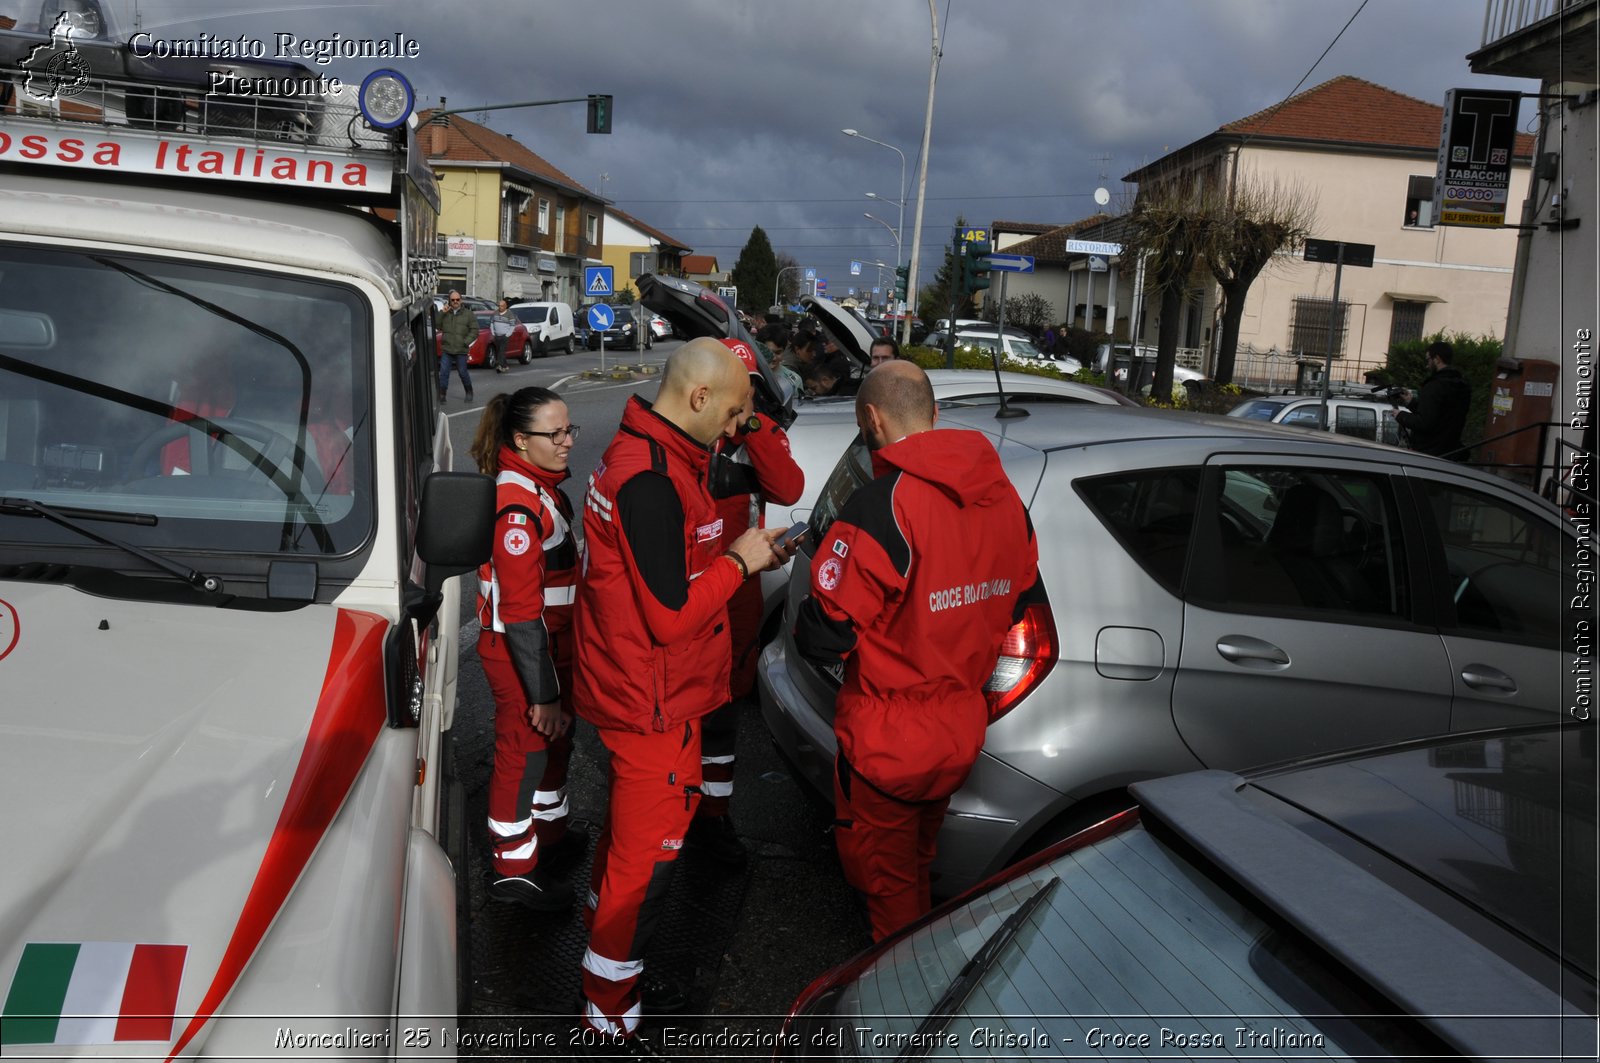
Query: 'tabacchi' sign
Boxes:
[{"xmin": 1433, "ymin": 88, "xmax": 1521, "ymax": 229}]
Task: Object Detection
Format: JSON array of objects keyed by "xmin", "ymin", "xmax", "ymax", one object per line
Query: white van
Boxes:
[
  {"xmin": 0, "ymin": 61, "xmax": 492, "ymax": 1054},
  {"xmin": 507, "ymin": 300, "xmax": 575, "ymax": 356}
]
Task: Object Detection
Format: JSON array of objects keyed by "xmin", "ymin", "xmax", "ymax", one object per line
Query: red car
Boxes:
[{"xmin": 436, "ymin": 311, "xmax": 533, "ymax": 369}]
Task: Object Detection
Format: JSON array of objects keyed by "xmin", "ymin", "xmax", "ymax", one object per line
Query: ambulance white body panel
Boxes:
[{"xmin": 0, "ymin": 64, "xmax": 488, "ymax": 1058}]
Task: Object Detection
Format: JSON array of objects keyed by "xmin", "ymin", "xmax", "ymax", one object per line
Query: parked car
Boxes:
[
  {"xmin": 1229, "ymin": 391, "xmax": 1404, "ymax": 445},
  {"xmin": 927, "ymin": 328, "xmax": 1083, "ymax": 372},
  {"xmin": 882, "ymin": 313, "xmax": 928, "ymax": 344},
  {"xmin": 780, "ymin": 722, "xmax": 1597, "ymax": 1061},
  {"xmin": 505, "ymin": 301, "xmax": 575, "ymax": 356},
  {"xmin": 646, "ymin": 313, "xmax": 673, "ymax": 342},
  {"xmin": 577, "ymin": 303, "xmax": 650, "ymax": 351},
  {"xmin": 932, "ymin": 317, "xmax": 987, "ymax": 333},
  {"xmin": 759, "ymin": 403, "xmax": 1581, "ymax": 896},
  {"xmin": 433, "ymin": 310, "xmax": 525, "ymax": 369},
  {"xmin": 1096, "ymin": 341, "xmax": 1205, "ymax": 397}
]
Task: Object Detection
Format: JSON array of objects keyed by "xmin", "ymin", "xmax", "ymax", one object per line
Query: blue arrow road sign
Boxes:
[
  {"xmin": 587, "ymin": 303, "xmax": 614, "ymax": 331},
  {"xmin": 584, "ymin": 265, "xmax": 615, "ymax": 298},
  {"xmin": 986, "ymin": 253, "xmax": 1035, "ymax": 273}
]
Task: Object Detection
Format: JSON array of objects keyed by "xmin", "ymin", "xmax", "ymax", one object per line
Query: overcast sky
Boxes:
[{"xmin": 84, "ymin": 0, "xmax": 1538, "ymax": 296}]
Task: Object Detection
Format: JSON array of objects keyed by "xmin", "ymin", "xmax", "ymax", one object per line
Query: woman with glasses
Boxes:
[{"xmin": 469, "ymin": 388, "xmax": 585, "ymax": 911}]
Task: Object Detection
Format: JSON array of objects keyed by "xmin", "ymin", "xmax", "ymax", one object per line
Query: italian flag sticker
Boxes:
[{"xmin": 2, "ymin": 943, "xmax": 187, "ymax": 1045}]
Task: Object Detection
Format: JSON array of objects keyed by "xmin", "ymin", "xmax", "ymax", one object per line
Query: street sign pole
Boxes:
[{"xmin": 1321, "ymin": 242, "xmax": 1345, "ymax": 430}]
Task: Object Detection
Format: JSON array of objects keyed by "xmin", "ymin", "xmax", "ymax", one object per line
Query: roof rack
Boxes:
[{"xmin": 2, "ymin": 62, "xmax": 441, "ymax": 299}]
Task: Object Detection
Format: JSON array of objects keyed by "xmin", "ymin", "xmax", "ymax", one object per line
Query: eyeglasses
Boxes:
[
  {"xmin": 521, "ymin": 425, "xmax": 580, "ymax": 443},
  {"xmin": 448, "ymin": 298, "xmax": 461, "ymax": 304}
]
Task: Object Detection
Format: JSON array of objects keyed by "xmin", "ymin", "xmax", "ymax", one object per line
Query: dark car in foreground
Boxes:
[{"xmin": 781, "ymin": 723, "xmax": 1597, "ymax": 1061}]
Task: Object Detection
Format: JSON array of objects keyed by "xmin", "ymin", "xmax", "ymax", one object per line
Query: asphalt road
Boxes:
[{"xmin": 439, "ymin": 341, "xmax": 873, "ymax": 1057}]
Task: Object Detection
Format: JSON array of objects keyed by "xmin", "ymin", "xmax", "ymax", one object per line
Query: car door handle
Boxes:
[
  {"xmin": 1215, "ymin": 636, "xmax": 1290, "ymax": 669},
  {"xmin": 1460, "ymin": 665, "xmax": 1518, "ymax": 695}
]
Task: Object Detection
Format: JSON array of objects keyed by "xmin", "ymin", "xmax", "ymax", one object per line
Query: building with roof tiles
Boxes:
[
  {"xmin": 679, "ymin": 254, "xmax": 724, "ymax": 286},
  {"xmin": 421, "ymin": 108, "xmax": 607, "ymax": 305},
  {"xmin": 994, "ymin": 76, "xmax": 1536, "ymax": 387},
  {"xmin": 601, "ymin": 206, "xmax": 693, "ymax": 293}
]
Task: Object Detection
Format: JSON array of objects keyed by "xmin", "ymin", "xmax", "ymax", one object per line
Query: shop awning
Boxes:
[{"xmin": 1383, "ymin": 291, "xmax": 1446, "ymax": 303}]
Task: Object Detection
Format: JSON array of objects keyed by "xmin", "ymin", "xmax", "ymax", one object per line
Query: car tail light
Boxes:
[{"xmin": 983, "ymin": 600, "xmax": 1056, "ymax": 721}]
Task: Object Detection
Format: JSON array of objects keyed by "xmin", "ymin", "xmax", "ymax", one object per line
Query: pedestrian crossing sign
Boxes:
[{"xmin": 584, "ymin": 266, "xmax": 614, "ymax": 298}]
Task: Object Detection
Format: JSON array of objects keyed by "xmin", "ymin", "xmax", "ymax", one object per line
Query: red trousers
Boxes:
[
  {"xmin": 832, "ymin": 756, "xmax": 950, "ymax": 942},
  {"xmin": 698, "ymin": 577, "xmax": 762, "ymax": 818},
  {"xmin": 580, "ymin": 720, "xmax": 702, "ymax": 1037},
  {"xmin": 481, "ymin": 641, "xmax": 573, "ymax": 877}
]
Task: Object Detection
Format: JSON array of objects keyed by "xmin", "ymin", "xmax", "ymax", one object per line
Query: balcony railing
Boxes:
[
  {"xmin": 1483, "ymin": 0, "xmax": 1582, "ymax": 45},
  {"xmin": 501, "ymin": 218, "xmax": 544, "ymax": 249}
]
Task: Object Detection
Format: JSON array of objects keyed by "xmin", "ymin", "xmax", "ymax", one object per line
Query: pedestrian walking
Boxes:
[
  {"xmin": 470, "ymin": 388, "xmax": 585, "ymax": 911},
  {"xmin": 794, "ymin": 361, "xmax": 1039, "ymax": 941},
  {"xmin": 689, "ymin": 338, "xmax": 805, "ymax": 868},
  {"xmin": 571, "ymin": 338, "xmax": 790, "ymax": 1050},
  {"xmin": 435, "ymin": 289, "xmax": 477, "ymax": 403}
]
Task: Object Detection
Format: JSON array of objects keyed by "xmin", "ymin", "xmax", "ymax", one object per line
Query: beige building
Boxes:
[
  {"xmin": 421, "ymin": 110, "xmax": 606, "ymax": 305},
  {"xmin": 997, "ymin": 77, "xmax": 1535, "ymax": 387}
]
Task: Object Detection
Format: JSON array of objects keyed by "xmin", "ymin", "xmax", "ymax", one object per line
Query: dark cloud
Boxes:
[{"xmin": 112, "ymin": 0, "xmax": 1535, "ymax": 299}]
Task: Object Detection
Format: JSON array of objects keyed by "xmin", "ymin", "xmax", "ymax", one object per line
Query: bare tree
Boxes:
[
  {"xmin": 1121, "ymin": 180, "xmax": 1204, "ymax": 400},
  {"xmin": 774, "ymin": 250, "xmax": 803, "ymax": 310},
  {"xmin": 1199, "ymin": 174, "xmax": 1317, "ymax": 384}
]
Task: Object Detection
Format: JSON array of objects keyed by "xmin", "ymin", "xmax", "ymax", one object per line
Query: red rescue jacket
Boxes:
[
  {"xmin": 711, "ymin": 411, "xmax": 805, "ymax": 537},
  {"xmin": 476, "ymin": 447, "xmax": 577, "ymax": 704},
  {"xmin": 795, "ymin": 429, "xmax": 1038, "ymax": 802},
  {"xmin": 573, "ymin": 396, "xmax": 745, "ymax": 733}
]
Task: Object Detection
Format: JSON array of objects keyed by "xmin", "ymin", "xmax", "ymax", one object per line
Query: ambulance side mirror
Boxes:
[{"xmin": 418, "ymin": 471, "xmax": 495, "ymax": 600}]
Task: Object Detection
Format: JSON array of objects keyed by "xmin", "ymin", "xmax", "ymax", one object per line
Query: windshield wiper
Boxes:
[
  {"xmin": 894, "ymin": 876, "xmax": 1060, "ymax": 1063},
  {"xmin": 1, "ymin": 497, "xmax": 223, "ymax": 594}
]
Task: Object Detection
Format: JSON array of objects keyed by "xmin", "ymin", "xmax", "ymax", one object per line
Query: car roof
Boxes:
[{"xmin": 1132, "ymin": 724, "xmax": 1595, "ymax": 1057}]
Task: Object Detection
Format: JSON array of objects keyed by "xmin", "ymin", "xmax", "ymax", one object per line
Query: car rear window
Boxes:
[
  {"xmin": 1229, "ymin": 400, "xmax": 1289, "ymax": 421},
  {"xmin": 790, "ymin": 821, "xmax": 1450, "ymax": 1060},
  {"xmin": 1076, "ymin": 468, "xmax": 1203, "ymax": 594}
]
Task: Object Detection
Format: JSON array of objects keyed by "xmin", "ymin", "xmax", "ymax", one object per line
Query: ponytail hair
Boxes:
[{"xmin": 469, "ymin": 386, "xmax": 562, "ymax": 473}]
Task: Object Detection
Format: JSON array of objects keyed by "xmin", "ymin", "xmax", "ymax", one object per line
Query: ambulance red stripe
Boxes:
[{"xmin": 164, "ymin": 609, "xmax": 390, "ymax": 1061}]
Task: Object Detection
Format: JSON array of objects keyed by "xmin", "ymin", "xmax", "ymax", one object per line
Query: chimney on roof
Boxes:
[{"xmin": 430, "ymin": 97, "xmax": 448, "ymax": 157}]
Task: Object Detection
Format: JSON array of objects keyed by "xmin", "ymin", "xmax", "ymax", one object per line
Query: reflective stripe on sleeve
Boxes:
[{"xmin": 582, "ymin": 948, "xmax": 644, "ymax": 984}]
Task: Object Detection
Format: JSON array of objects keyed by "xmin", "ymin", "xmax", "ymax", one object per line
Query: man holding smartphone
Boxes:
[
  {"xmin": 571, "ymin": 339, "xmax": 790, "ymax": 1049},
  {"xmin": 690, "ymin": 338, "xmax": 805, "ymax": 869},
  {"xmin": 793, "ymin": 361, "xmax": 1039, "ymax": 941}
]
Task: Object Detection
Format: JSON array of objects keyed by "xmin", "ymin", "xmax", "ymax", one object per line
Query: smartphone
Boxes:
[{"xmin": 779, "ymin": 521, "xmax": 809, "ymax": 548}]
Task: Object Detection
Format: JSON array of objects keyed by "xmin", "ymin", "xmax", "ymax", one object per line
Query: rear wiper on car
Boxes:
[
  {"xmin": 894, "ymin": 875, "xmax": 1060, "ymax": 1063},
  {"xmin": 1, "ymin": 497, "xmax": 223, "ymax": 594}
]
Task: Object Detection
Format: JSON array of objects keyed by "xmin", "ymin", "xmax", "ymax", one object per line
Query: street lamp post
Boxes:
[
  {"xmin": 773, "ymin": 264, "xmax": 808, "ymax": 311},
  {"xmin": 841, "ymin": 128, "xmax": 908, "ymax": 339},
  {"xmin": 909, "ymin": 0, "xmax": 940, "ymax": 354},
  {"xmin": 863, "ymin": 212, "xmax": 901, "ymax": 274}
]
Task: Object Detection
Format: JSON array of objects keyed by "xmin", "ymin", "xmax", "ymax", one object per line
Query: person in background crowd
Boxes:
[
  {"xmin": 805, "ymin": 356, "xmax": 852, "ymax": 397},
  {"xmin": 572, "ymin": 339, "xmax": 790, "ymax": 1051},
  {"xmin": 794, "ymin": 361, "xmax": 1039, "ymax": 941},
  {"xmin": 1396, "ymin": 340, "xmax": 1472, "ymax": 459},
  {"xmin": 782, "ymin": 327, "xmax": 821, "ymax": 382},
  {"xmin": 435, "ymin": 289, "xmax": 477, "ymax": 404},
  {"xmin": 690, "ymin": 338, "xmax": 805, "ymax": 868},
  {"xmin": 868, "ymin": 335, "xmax": 901, "ymax": 369},
  {"xmin": 469, "ymin": 388, "xmax": 586, "ymax": 912}
]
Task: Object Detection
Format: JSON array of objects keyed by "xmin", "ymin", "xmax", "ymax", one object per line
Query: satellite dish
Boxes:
[{"xmin": 1094, "ymin": 187, "xmax": 1111, "ymax": 207}]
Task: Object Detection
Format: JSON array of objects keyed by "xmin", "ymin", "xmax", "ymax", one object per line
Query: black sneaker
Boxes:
[
  {"xmin": 465, "ymin": 391, "xmax": 475, "ymax": 403},
  {"xmin": 684, "ymin": 813, "xmax": 747, "ymax": 869},
  {"xmin": 488, "ymin": 866, "xmax": 574, "ymax": 912},
  {"xmin": 539, "ymin": 824, "xmax": 591, "ymax": 871},
  {"xmin": 437, "ymin": 391, "xmax": 447, "ymax": 404}
]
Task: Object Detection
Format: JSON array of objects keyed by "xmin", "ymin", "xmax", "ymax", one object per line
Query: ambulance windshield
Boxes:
[{"xmin": 0, "ymin": 243, "xmax": 372, "ymax": 559}]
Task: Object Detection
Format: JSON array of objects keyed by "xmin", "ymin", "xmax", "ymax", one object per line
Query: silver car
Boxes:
[{"xmin": 759, "ymin": 404, "xmax": 1580, "ymax": 896}]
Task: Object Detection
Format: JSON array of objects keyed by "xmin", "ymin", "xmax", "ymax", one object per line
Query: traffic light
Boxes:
[
  {"xmin": 894, "ymin": 264, "xmax": 909, "ymax": 300},
  {"xmin": 586, "ymin": 94, "xmax": 613, "ymax": 134},
  {"xmin": 962, "ymin": 238, "xmax": 993, "ymax": 294}
]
